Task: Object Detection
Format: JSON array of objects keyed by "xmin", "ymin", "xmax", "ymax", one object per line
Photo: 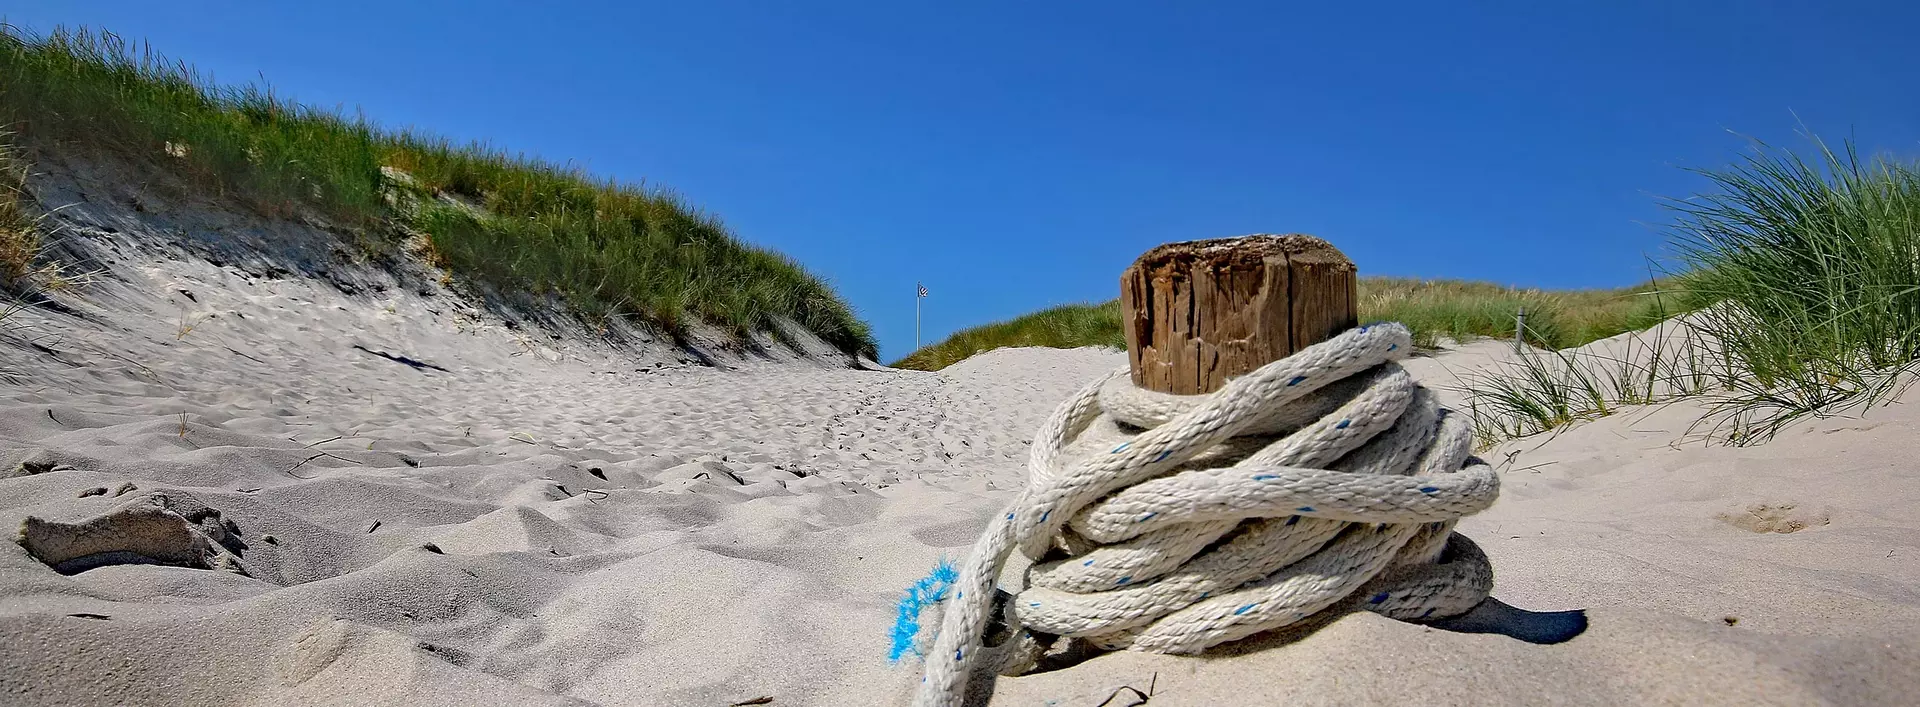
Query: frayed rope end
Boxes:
[{"xmin": 888, "ymin": 558, "xmax": 959, "ymax": 663}]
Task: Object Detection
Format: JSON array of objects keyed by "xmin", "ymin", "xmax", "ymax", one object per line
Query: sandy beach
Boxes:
[
  {"xmin": 0, "ymin": 157, "xmax": 1915, "ymax": 707},
  {"xmin": 5, "ymin": 4, "xmax": 1920, "ymax": 702}
]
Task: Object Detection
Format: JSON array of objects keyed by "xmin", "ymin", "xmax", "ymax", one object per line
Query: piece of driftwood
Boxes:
[{"xmin": 1120, "ymin": 234, "xmax": 1357, "ymax": 395}]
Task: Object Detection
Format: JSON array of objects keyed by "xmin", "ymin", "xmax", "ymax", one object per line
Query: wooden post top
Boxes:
[
  {"xmin": 1120, "ymin": 234, "xmax": 1358, "ymax": 395},
  {"xmin": 1126, "ymin": 234, "xmax": 1347, "ymax": 270}
]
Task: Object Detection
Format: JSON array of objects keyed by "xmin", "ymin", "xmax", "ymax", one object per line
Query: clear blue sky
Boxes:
[{"xmin": 7, "ymin": 2, "xmax": 1919, "ymax": 360}]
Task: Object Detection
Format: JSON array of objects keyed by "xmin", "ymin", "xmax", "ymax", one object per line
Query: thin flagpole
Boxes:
[{"xmin": 915, "ymin": 282, "xmax": 922, "ymax": 350}]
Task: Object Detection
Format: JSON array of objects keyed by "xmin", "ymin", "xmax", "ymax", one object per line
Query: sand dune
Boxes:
[{"xmin": 3, "ymin": 162, "xmax": 1918, "ymax": 705}]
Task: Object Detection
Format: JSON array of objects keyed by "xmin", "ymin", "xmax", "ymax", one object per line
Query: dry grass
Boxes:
[{"xmin": 0, "ymin": 130, "xmax": 35, "ymax": 292}]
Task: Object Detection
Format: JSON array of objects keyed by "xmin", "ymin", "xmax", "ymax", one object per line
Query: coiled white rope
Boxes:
[{"xmin": 911, "ymin": 322, "xmax": 1500, "ymax": 707}]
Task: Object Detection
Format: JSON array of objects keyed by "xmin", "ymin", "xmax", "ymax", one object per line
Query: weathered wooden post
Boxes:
[
  {"xmin": 1120, "ymin": 234, "xmax": 1359, "ymax": 395},
  {"xmin": 1514, "ymin": 306, "xmax": 1527, "ymax": 354}
]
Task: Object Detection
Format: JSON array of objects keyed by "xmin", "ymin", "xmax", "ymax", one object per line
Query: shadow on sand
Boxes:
[{"xmin": 1425, "ymin": 596, "xmax": 1589, "ymax": 644}]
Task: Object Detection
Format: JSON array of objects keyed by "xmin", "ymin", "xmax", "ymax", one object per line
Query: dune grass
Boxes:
[
  {"xmin": 0, "ymin": 24, "xmax": 876, "ymax": 358},
  {"xmin": 1, "ymin": 129, "xmax": 44, "ymax": 383},
  {"xmin": 1458, "ymin": 136, "xmax": 1920, "ymax": 446},
  {"xmin": 1358, "ymin": 277, "xmax": 1672, "ymax": 350},
  {"xmin": 0, "ymin": 130, "xmax": 35, "ymax": 293},
  {"xmin": 1662, "ymin": 136, "xmax": 1920, "ymax": 441},
  {"xmin": 890, "ymin": 278, "xmax": 1666, "ymax": 370},
  {"xmin": 1456, "ymin": 318, "xmax": 1731, "ymax": 447},
  {"xmin": 890, "ymin": 301, "xmax": 1125, "ymax": 371}
]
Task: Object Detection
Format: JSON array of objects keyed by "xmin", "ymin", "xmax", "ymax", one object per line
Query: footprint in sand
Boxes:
[{"xmin": 1715, "ymin": 501, "xmax": 1831, "ymax": 534}]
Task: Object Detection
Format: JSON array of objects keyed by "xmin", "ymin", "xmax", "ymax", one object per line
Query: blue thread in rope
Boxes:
[{"xmin": 888, "ymin": 559, "xmax": 958, "ymax": 662}]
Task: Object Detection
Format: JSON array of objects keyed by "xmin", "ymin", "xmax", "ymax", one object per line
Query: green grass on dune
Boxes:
[
  {"xmin": 0, "ymin": 24, "xmax": 876, "ymax": 358},
  {"xmin": 1664, "ymin": 136, "xmax": 1920, "ymax": 440},
  {"xmin": 1358, "ymin": 277, "xmax": 1673, "ymax": 350},
  {"xmin": 890, "ymin": 301, "xmax": 1125, "ymax": 371},
  {"xmin": 1460, "ymin": 136, "xmax": 1920, "ymax": 446},
  {"xmin": 891, "ymin": 278, "xmax": 1670, "ymax": 370}
]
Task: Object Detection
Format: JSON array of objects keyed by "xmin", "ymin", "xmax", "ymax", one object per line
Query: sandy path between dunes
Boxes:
[
  {"xmin": 0, "ymin": 252, "xmax": 1120, "ymax": 706},
  {"xmin": 3, "ymin": 255, "xmax": 1918, "ymax": 706}
]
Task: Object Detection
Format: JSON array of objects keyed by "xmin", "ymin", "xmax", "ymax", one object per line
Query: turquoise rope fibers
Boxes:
[{"xmin": 889, "ymin": 559, "xmax": 959, "ymax": 662}]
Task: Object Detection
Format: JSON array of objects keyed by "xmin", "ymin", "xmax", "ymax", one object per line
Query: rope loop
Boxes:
[{"xmin": 911, "ymin": 322, "xmax": 1499, "ymax": 707}]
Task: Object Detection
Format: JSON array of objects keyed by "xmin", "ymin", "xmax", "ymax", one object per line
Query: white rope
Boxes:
[{"xmin": 911, "ymin": 322, "xmax": 1500, "ymax": 707}]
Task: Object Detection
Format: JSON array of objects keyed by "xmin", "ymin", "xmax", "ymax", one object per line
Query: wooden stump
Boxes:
[{"xmin": 1120, "ymin": 234, "xmax": 1358, "ymax": 395}]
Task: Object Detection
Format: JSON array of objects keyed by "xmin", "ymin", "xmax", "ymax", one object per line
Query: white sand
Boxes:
[{"xmin": 3, "ymin": 159, "xmax": 1917, "ymax": 705}]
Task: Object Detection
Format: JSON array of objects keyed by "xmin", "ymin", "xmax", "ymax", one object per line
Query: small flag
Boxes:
[{"xmin": 918, "ymin": 282, "xmax": 928, "ymax": 298}]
